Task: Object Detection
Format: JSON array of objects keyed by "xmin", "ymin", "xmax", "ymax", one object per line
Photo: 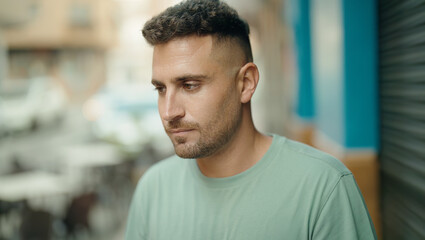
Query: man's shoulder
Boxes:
[{"xmin": 273, "ymin": 135, "xmax": 351, "ymax": 177}]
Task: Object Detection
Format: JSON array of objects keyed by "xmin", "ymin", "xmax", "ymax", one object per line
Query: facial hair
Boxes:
[{"xmin": 165, "ymin": 106, "xmax": 242, "ymax": 159}]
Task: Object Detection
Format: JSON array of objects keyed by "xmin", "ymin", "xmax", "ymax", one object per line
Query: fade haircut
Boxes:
[{"xmin": 142, "ymin": 0, "xmax": 253, "ymax": 63}]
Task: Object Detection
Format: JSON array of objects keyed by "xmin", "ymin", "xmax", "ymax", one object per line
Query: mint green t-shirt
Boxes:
[{"xmin": 125, "ymin": 135, "xmax": 377, "ymax": 239}]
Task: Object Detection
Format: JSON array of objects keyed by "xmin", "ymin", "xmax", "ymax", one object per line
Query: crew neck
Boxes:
[{"xmin": 188, "ymin": 134, "xmax": 286, "ymax": 189}]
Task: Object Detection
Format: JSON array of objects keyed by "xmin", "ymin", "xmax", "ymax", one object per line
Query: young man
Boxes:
[{"xmin": 125, "ymin": 0, "xmax": 377, "ymax": 239}]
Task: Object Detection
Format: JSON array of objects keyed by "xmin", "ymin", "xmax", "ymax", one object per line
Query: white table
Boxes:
[
  {"xmin": 0, "ymin": 170, "xmax": 73, "ymax": 216},
  {"xmin": 0, "ymin": 171, "xmax": 69, "ymax": 202}
]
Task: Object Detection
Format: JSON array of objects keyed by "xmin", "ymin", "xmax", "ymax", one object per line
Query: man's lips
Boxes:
[{"xmin": 167, "ymin": 128, "xmax": 194, "ymax": 134}]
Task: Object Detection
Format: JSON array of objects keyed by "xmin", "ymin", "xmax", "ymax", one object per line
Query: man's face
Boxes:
[{"xmin": 152, "ymin": 35, "xmax": 243, "ymax": 159}]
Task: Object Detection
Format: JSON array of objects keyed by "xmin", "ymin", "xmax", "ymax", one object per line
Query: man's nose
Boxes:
[{"xmin": 162, "ymin": 91, "xmax": 185, "ymax": 122}]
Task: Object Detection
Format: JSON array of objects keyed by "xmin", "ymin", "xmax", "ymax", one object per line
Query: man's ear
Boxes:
[{"xmin": 237, "ymin": 62, "xmax": 259, "ymax": 103}]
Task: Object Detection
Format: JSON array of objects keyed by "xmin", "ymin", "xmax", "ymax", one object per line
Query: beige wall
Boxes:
[{"xmin": 3, "ymin": 0, "xmax": 117, "ymax": 49}]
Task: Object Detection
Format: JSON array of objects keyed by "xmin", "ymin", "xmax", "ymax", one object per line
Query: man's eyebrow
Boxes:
[
  {"xmin": 151, "ymin": 79, "xmax": 163, "ymax": 85},
  {"xmin": 152, "ymin": 75, "xmax": 210, "ymax": 85},
  {"xmin": 175, "ymin": 74, "xmax": 209, "ymax": 82}
]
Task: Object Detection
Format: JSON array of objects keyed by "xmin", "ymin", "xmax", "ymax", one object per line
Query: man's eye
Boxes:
[
  {"xmin": 154, "ymin": 86, "xmax": 166, "ymax": 93},
  {"xmin": 183, "ymin": 83, "xmax": 199, "ymax": 90}
]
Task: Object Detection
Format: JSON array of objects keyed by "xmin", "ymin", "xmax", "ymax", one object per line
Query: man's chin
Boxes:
[
  {"xmin": 174, "ymin": 148, "xmax": 197, "ymax": 159},
  {"xmin": 175, "ymin": 152, "xmax": 194, "ymax": 159},
  {"xmin": 173, "ymin": 143, "xmax": 200, "ymax": 159}
]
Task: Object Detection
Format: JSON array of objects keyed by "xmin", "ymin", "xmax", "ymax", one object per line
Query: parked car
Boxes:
[
  {"xmin": 83, "ymin": 84, "xmax": 171, "ymax": 156},
  {"xmin": 0, "ymin": 76, "xmax": 67, "ymax": 136}
]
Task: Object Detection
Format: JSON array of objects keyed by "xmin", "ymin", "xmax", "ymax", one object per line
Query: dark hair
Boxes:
[{"xmin": 142, "ymin": 0, "xmax": 253, "ymax": 62}]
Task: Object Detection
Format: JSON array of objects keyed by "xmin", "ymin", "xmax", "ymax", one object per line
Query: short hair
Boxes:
[{"xmin": 142, "ymin": 0, "xmax": 253, "ymax": 62}]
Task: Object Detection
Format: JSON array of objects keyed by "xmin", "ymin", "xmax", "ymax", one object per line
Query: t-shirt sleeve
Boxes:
[
  {"xmin": 312, "ymin": 174, "xmax": 377, "ymax": 240},
  {"xmin": 125, "ymin": 178, "xmax": 148, "ymax": 240}
]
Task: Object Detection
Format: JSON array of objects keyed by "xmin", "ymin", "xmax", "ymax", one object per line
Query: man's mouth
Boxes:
[{"xmin": 167, "ymin": 128, "xmax": 194, "ymax": 134}]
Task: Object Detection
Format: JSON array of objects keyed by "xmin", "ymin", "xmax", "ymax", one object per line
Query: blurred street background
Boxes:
[{"xmin": 0, "ymin": 0, "xmax": 424, "ymax": 239}]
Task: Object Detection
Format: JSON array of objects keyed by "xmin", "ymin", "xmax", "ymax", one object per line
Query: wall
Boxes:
[
  {"xmin": 311, "ymin": 0, "xmax": 345, "ymax": 146},
  {"xmin": 342, "ymin": 0, "xmax": 378, "ymax": 149}
]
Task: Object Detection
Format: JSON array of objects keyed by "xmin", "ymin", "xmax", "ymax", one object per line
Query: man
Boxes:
[{"xmin": 125, "ymin": 0, "xmax": 377, "ymax": 239}]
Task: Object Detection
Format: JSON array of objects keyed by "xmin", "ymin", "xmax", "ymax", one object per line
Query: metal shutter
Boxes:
[{"xmin": 379, "ymin": 0, "xmax": 425, "ymax": 239}]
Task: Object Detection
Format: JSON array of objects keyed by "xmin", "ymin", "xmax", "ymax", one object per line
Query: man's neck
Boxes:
[{"xmin": 196, "ymin": 118, "xmax": 273, "ymax": 178}]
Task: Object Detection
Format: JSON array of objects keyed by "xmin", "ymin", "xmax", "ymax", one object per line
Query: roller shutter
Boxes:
[{"xmin": 379, "ymin": 0, "xmax": 425, "ymax": 239}]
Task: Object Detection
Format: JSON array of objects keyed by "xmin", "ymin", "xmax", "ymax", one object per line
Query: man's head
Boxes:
[
  {"xmin": 144, "ymin": 0, "xmax": 259, "ymax": 159},
  {"xmin": 142, "ymin": 0, "xmax": 253, "ymax": 63}
]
